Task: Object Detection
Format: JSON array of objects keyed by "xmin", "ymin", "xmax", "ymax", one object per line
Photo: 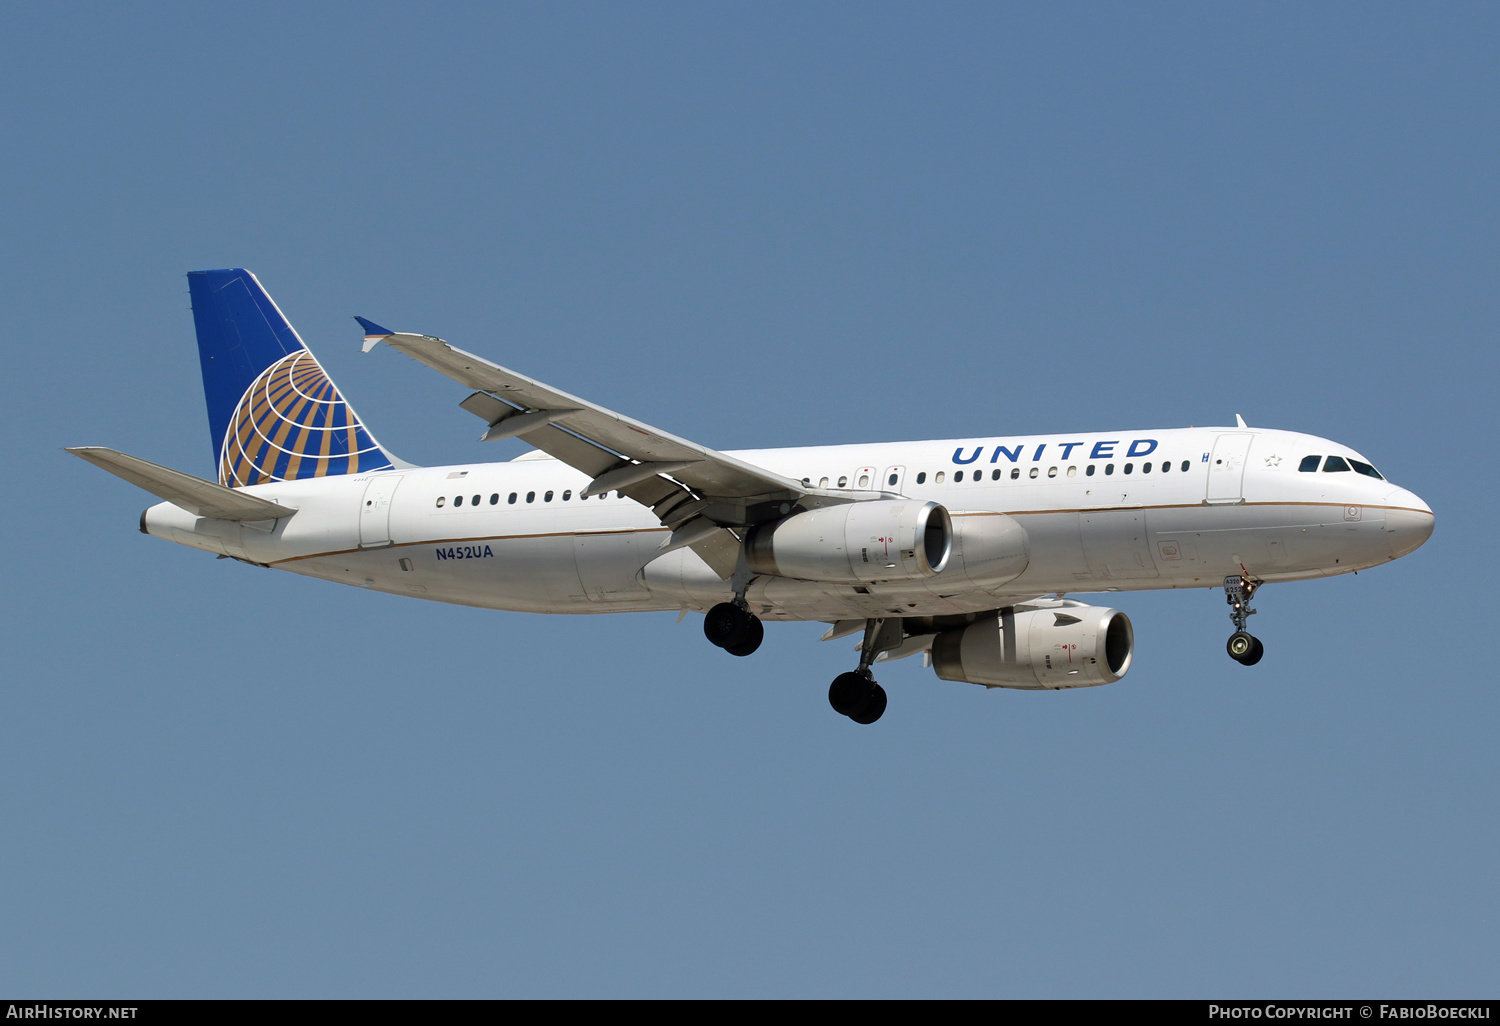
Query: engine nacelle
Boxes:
[
  {"xmin": 745, "ymin": 500, "xmax": 951, "ymax": 584},
  {"xmin": 930, "ymin": 605, "xmax": 1133, "ymax": 689}
]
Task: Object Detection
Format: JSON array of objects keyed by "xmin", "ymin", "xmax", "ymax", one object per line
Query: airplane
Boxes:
[{"xmin": 69, "ymin": 269, "xmax": 1435, "ymax": 724}]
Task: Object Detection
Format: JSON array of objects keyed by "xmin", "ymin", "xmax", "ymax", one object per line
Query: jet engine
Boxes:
[
  {"xmin": 744, "ymin": 500, "xmax": 951, "ymax": 584},
  {"xmin": 930, "ymin": 605, "xmax": 1133, "ymax": 689}
]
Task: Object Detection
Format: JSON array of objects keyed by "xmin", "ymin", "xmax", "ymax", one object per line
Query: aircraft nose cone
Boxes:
[{"xmin": 1384, "ymin": 489, "xmax": 1435, "ymax": 559}]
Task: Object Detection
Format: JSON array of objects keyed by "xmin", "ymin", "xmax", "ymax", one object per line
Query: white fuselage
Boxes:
[{"xmin": 142, "ymin": 426, "xmax": 1434, "ymax": 621}]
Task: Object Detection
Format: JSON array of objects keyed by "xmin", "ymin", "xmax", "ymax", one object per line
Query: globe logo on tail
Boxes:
[{"xmin": 219, "ymin": 351, "xmax": 393, "ymax": 487}]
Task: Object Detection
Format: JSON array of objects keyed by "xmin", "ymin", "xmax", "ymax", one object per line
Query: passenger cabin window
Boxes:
[
  {"xmin": 888, "ymin": 473, "xmax": 898, "ymax": 486},
  {"xmin": 1105, "ymin": 464, "xmax": 1115, "ymax": 475},
  {"xmin": 820, "ymin": 477, "xmax": 830, "ymax": 488},
  {"xmin": 1180, "ymin": 461, "xmax": 1190, "ymax": 472},
  {"xmin": 1141, "ymin": 462, "xmax": 1151, "ymax": 474},
  {"xmin": 838, "ymin": 476, "xmax": 848, "ymax": 487},
  {"xmin": 454, "ymin": 495, "xmax": 463, "ymax": 506},
  {"xmin": 1299, "ymin": 455, "xmax": 1322, "ymax": 472},
  {"xmin": 544, "ymin": 490, "xmax": 554, "ymax": 502},
  {"xmin": 1047, "ymin": 466, "xmax": 1058, "ymax": 478},
  {"xmin": 490, "ymin": 493, "xmax": 499, "ymax": 505},
  {"xmin": 1349, "ymin": 460, "xmax": 1384, "ymax": 480},
  {"xmin": 1323, "ymin": 456, "xmax": 1351, "ymax": 473},
  {"xmin": 436, "ymin": 496, "xmax": 446, "ymax": 507},
  {"xmin": 915, "ymin": 472, "xmax": 926, "ymax": 484},
  {"xmin": 1086, "ymin": 465, "xmax": 1095, "ymax": 477},
  {"xmin": 526, "ymin": 491, "xmax": 536, "ymax": 502},
  {"xmin": 508, "ymin": 492, "xmax": 517, "ymax": 504},
  {"xmin": 935, "ymin": 472, "xmax": 946, "ymax": 484},
  {"xmin": 472, "ymin": 495, "xmax": 480, "ymax": 506},
  {"xmin": 1010, "ymin": 468, "xmax": 1020, "ymax": 480},
  {"xmin": 1123, "ymin": 463, "xmax": 1133, "ymax": 475},
  {"xmin": 1067, "ymin": 466, "xmax": 1077, "ymax": 477},
  {"xmin": 563, "ymin": 489, "xmax": 572, "ymax": 500},
  {"xmin": 991, "ymin": 469, "xmax": 1001, "ymax": 481},
  {"xmin": 1029, "ymin": 467, "xmax": 1039, "ymax": 479},
  {"xmin": 1160, "ymin": 461, "xmax": 1170, "ymax": 473},
  {"xmin": 955, "ymin": 471, "xmax": 964, "ymax": 482}
]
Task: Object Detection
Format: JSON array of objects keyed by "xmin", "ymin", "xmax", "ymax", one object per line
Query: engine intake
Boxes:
[
  {"xmin": 745, "ymin": 500, "xmax": 951, "ymax": 584},
  {"xmin": 930, "ymin": 605, "xmax": 1133, "ymax": 689}
]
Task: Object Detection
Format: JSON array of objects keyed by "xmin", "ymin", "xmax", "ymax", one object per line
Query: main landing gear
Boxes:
[
  {"xmin": 703, "ymin": 601, "xmax": 763, "ymax": 657},
  {"xmin": 828, "ymin": 618, "xmax": 902, "ymax": 725},
  {"xmin": 1223, "ymin": 573, "xmax": 1265, "ymax": 666}
]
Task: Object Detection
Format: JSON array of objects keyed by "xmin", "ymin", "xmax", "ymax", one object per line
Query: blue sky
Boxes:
[{"xmin": 2, "ymin": 3, "xmax": 1495, "ymax": 997}]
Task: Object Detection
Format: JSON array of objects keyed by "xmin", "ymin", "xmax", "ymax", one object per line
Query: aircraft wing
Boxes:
[{"xmin": 356, "ymin": 318, "xmax": 856, "ymax": 576}]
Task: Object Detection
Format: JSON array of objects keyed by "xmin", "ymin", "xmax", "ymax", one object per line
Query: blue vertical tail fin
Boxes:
[{"xmin": 187, "ymin": 269, "xmax": 399, "ymax": 487}]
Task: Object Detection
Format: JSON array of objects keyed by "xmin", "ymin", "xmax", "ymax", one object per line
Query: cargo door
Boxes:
[
  {"xmin": 1079, "ymin": 509, "xmax": 1158, "ymax": 580},
  {"xmin": 573, "ymin": 531, "xmax": 652, "ymax": 602}
]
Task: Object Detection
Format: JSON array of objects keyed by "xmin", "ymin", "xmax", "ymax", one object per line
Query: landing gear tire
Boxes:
[
  {"xmin": 849, "ymin": 683, "xmax": 888, "ymax": 725},
  {"xmin": 828, "ymin": 672, "xmax": 868, "ymax": 715},
  {"xmin": 1227, "ymin": 631, "xmax": 1264, "ymax": 666},
  {"xmin": 828, "ymin": 671, "xmax": 886, "ymax": 724},
  {"xmin": 723, "ymin": 615, "xmax": 764, "ymax": 657},
  {"xmin": 704, "ymin": 602, "xmax": 752, "ymax": 649}
]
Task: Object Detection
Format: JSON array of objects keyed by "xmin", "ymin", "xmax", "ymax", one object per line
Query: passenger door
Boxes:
[
  {"xmin": 358, "ymin": 474, "xmax": 403, "ymax": 548},
  {"xmin": 1205, "ymin": 433, "xmax": 1253, "ymax": 504}
]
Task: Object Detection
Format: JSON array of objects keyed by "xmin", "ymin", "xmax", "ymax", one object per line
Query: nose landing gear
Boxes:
[{"xmin": 1223, "ymin": 573, "xmax": 1265, "ymax": 665}]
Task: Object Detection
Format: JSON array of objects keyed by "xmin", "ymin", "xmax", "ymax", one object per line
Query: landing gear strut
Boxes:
[
  {"xmin": 703, "ymin": 554, "xmax": 764, "ymax": 657},
  {"xmin": 1223, "ymin": 573, "xmax": 1265, "ymax": 666},
  {"xmin": 827, "ymin": 618, "xmax": 901, "ymax": 724}
]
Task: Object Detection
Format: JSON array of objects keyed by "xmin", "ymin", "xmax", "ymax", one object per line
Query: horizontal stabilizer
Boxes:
[{"xmin": 66, "ymin": 447, "xmax": 297, "ymax": 521}]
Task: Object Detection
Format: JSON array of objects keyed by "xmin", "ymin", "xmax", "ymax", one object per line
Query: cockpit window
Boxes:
[
  {"xmin": 1348, "ymin": 459, "xmax": 1384, "ymax": 480},
  {"xmin": 1299, "ymin": 455, "xmax": 1321, "ymax": 472},
  {"xmin": 1323, "ymin": 456, "xmax": 1351, "ymax": 473}
]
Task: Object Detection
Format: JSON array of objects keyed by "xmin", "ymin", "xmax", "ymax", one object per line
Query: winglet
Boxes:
[{"xmin": 355, "ymin": 316, "xmax": 395, "ymax": 353}]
